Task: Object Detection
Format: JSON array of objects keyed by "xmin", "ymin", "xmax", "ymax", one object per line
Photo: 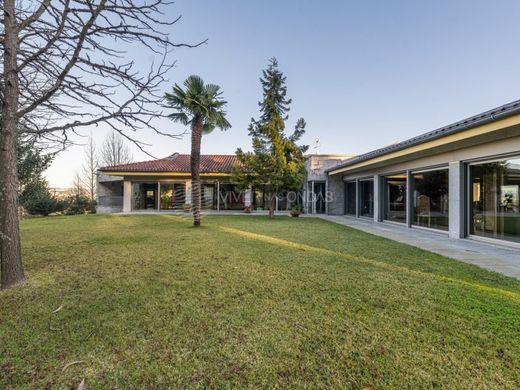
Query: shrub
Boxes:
[
  {"xmin": 20, "ymin": 180, "xmax": 64, "ymax": 216},
  {"xmin": 64, "ymin": 195, "xmax": 95, "ymax": 215},
  {"xmin": 290, "ymin": 204, "xmax": 302, "ymax": 217}
]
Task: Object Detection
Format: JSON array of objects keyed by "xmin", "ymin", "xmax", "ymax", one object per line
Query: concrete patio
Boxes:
[{"xmin": 317, "ymin": 215, "xmax": 520, "ymax": 280}]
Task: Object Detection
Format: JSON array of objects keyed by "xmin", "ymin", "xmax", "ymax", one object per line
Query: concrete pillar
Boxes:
[
  {"xmin": 244, "ymin": 187, "xmax": 252, "ymax": 207},
  {"xmin": 449, "ymin": 161, "xmax": 465, "ymax": 239},
  {"xmin": 303, "ymin": 185, "xmax": 308, "ymax": 214},
  {"xmin": 216, "ymin": 181, "xmax": 220, "ymax": 211},
  {"xmin": 355, "ymin": 179, "xmax": 360, "ymax": 218},
  {"xmin": 311, "ymin": 181, "xmax": 315, "ymax": 214},
  {"xmin": 157, "ymin": 182, "xmax": 161, "ymax": 211},
  {"xmin": 185, "ymin": 180, "xmax": 192, "ymax": 204},
  {"xmin": 326, "ymin": 174, "xmax": 345, "ymax": 215},
  {"xmin": 373, "ymin": 174, "xmax": 381, "ymax": 222},
  {"xmin": 123, "ymin": 180, "xmax": 132, "ymax": 212},
  {"xmin": 406, "ymin": 170, "xmax": 413, "ymax": 228},
  {"xmin": 325, "ymin": 178, "xmax": 329, "ymax": 214}
]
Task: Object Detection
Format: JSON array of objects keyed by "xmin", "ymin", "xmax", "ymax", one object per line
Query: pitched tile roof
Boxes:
[{"xmin": 100, "ymin": 153, "xmax": 240, "ymax": 174}]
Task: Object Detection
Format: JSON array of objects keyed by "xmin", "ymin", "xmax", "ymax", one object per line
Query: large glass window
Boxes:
[
  {"xmin": 344, "ymin": 181, "xmax": 357, "ymax": 215},
  {"xmin": 202, "ymin": 184, "xmax": 216, "ymax": 209},
  {"xmin": 313, "ymin": 182, "xmax": 326, "ymax": 214},
  {"xmin": 470, "ymin": 158, "xmax": 520, "ymax": 243},
  {"xmin": 412, "ymin": 170, "xmax": 449, "ymax": 231},
  {"xmin": 383, "ymin": 174, "xmax": 407, "ymax": 223},
  {"xmin": 253, "ymin": 186, "xmax": 266, "ymax": 211},
  {"xmin": 160, "ymin": 183, "xmax": 186, "ymax": 210},
  {"xmin": 218, "ymin": 184, "xmax": 244, "ymax": 210},
  {"xmin": 359, "ymin": 180, "xmax": 374, "ymax": 218},
  {"xmin": 132, "ymin": 182, "xmax": 158, "ymax": 210}
]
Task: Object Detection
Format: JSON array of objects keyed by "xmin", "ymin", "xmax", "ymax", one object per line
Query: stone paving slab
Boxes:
[{"xmin": 316, "ymin": 215, "xmax": 520, "ymax": 280}]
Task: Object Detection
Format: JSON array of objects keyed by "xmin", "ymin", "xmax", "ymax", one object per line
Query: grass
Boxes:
[{"xmin": 1, "ymin": 214, "xmax": 520, "ymax": 389}]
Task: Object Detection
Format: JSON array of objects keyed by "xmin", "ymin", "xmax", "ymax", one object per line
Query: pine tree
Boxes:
[
  {"xmin": 234, "ymin": 58, "xmax": 308, "ymax": 217},
  {"xmin": 17, "ymin": 134, "xmax": 54, "ymax": 191}
]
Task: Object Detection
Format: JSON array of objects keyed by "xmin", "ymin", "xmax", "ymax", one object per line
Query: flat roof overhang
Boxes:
[{"xmin": 328, "ymin": 113, "xmax": 520, "ymax": 176}]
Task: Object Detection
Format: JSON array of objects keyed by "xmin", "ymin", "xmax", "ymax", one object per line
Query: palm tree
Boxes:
[{"xmin": 165, "ymin": 75, "xmax": 231, "ymax": 226}]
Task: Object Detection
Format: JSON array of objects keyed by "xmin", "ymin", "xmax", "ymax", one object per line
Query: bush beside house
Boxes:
[{"xmin": 20, "ymin": 180, "xmax": 64, "ymax": 216}]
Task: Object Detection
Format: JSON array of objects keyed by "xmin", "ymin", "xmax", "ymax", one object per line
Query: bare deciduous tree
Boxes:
[
  {"xmin": 100, "ymin": 131, "xmax": 133, "ymax": 167},
  {"xmin": 81, "ymin": 134, "xmax": 98, "ymax": 202},
  {"xmin": 0, "ymin": 0, "xmax": 203, "ymax": 289},
  {"xmin": 71, "ymin": 171, "xmax": 86, "ymax": 198}
]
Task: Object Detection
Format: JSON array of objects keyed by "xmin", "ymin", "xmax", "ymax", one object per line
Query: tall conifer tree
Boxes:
[{"xmin": 234, "ymin": 58, "xmax": 308, "ymax": 216}]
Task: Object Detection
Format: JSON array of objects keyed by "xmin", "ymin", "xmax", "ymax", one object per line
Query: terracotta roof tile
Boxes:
[{"xmin": 99, "ymin": 153, "xmax": 240, "ymax": 174}]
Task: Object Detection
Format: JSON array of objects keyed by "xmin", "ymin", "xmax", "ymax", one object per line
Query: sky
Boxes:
[{"xmin": 46, "ymin": 0, "xmax": 520, "ymax": 187}]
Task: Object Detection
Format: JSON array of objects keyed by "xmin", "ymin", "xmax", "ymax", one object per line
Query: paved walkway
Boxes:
[{"xmin": 316, "ymin": 215, "xmax": 520, "ymax": 280}]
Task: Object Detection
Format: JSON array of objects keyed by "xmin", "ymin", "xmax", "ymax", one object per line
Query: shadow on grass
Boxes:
[{"xmin": 218, "ymin": 225, "xmax": 520, "ymax": 303}]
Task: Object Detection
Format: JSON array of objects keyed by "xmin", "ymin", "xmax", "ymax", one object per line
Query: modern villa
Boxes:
[
  {"xmin": 326, "ymin": 99, "xmax": 520, "ymax": 246},
  {"xmin": 98, "ymin": 154, "xmax": 248, "ymax": 213},
  {"xmin": 97, "ymin": 99, "xmax": 520, "ymax": 247},
  {"xmin": 97, "ymin": 153, "xmax": 348, "ymax": 214},
  {"xmin": 303, "ymin": 154, "xmax": 354, "ymax": 213}
]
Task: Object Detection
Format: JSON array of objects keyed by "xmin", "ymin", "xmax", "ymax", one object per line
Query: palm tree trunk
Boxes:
[
  {"xmin": 190, "ymin": 117, "xmax": 203, "ymax": 227},
  {"xmin": 1, "ymin": 0, "xmax": 26, "ymax": 289}
]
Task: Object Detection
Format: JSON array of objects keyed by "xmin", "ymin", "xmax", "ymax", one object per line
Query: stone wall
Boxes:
[
  {"xmin": 326, "ymin": 174, "xmax": 344, "ymax": 215},
  {"xmin": 97, "ymin": 177, "xmax": 124, "ymax": 213}
]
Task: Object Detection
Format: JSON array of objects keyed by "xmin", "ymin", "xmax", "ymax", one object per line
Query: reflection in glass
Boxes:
[
  {"xmin": 218, "ymin": 184, "xmax": 244, "ymax": 210},
  {"xmin": 412, "ymin": 170, "xmax": 449, "ymax": 231},
  {"xmin": 132, "ymin": 182, "xmax": 157, "ymax": 210},
  {"xmin": 160, "ymin": 183, "xmax": 186, "ymax": 210},
  {"xmin": 202, "ymin": 184, "xmax": 216, "ymax": 209},
  {"xmin": 383, "ymin": 174, "xmax": 407, "ymax": 223},
  {"xmin": 359, "ymin": 180, "xmax": 374, "ymax": 218},
  {"xmin": 470, "ymin": 158, "xmax": 520, "ymax": 243}
]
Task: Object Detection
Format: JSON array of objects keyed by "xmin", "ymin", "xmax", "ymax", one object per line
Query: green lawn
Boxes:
[{"xmin": 1, "ymin": 215, "xmax": 520, "ymax": 389}]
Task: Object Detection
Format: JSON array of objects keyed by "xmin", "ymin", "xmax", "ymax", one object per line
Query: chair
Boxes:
[{"xmin": 416, "ymin": 195, "xmax": 431, "ymax": 227}]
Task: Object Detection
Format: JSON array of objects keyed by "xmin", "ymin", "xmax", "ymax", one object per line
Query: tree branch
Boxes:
[
  {"xmin": 5, "ymin": 0, "xmax": 204, "ymax": 153},
  {"xmin": 17, "ymin": 0, "xmax": 51, "ymax": 32}
]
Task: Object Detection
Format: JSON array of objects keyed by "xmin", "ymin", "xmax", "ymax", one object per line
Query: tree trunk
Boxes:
[
  {"xmin": 190, "ymin": 117, "xmax": 203, "ymax": 227},
  {"xmin": 268, "ymin": 192, "xmax": 275, "ymax": 218},
  {"xmin": 1, "ymin": 0, "xmax": 26, "ymax": 289}
]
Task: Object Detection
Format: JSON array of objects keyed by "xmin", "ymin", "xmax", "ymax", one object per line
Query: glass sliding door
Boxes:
[
  {"xmin": 253, "ymin": 186, "xmax": 266, "ymax": 211},
  {"xmin": 470, "ymin": 157, "xmax": 520, "ymax": 243},
  {"xmin": 359, "ymin": 180, "xmax": 374, "ymax": 218},
  {"xmin": 383, "ymin": 174, "xmax": 407, "ymax": 223},
  {"xmin": 160, "ymin": 183, "xmax": 186, "ymax": 210},
  {"xmin": 132, "ymin": 182, "xmax": 158, "ymax": 210},
  {"xmin": 276, "ymin": 191, "xmax": 289, "ymax": 211},
  {"xmin": 344, "ymin": 181, "xmax": 357, "ymax": 215},
  {"xmin": 219, "ymin": 183, "xmax": 244, "ymax": 210},
  {"xmin": 202, "ymin": 184, "xmax": 216, "ymax": 209},
  {"xmin": 313, "ymin": 182, "xmax": 326, "ymax": 214},
  {"xmin": 412, "ymin": 170, "xmax": 449, "ymax": 231}
]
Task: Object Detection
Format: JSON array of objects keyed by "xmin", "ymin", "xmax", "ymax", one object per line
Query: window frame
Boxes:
[
  {"xmin": 382, "ymin": 172, "xmax": 408, "ymax": 224},
  {"xmin": 344, "ymin": 180, "xmax": 357, "ymax": 216},
  {"xmin": 358, "ymin": 178, "xmax": 375, "ymax": 219},
  {"xmin": 466, "ymin": 154, "xmax": 520, "ymax": 247},
  {"xmin": 409, "ymin": 166, "xmax": 450, "ymax": 232}
]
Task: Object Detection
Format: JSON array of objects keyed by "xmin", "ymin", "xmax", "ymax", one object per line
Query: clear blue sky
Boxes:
[{"xmin": 47, "ymin": 0, "xmax": 520, "ymax": 187}]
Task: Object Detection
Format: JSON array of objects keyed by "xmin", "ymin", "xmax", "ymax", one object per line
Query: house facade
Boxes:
[
  {"xmin": 98, "ymin": 154, "xmax": 250, "ymax": 213},
  {"xmin": 303, "ymin": 154, "xmax": 353, "ymax": 214},
  {"xmin": 97, "ymin": 153, "xmax": 348, "ymax": 214},
  {"xmin": 326, "ymin": 99, "xmax": 520, "ymax": 247}
]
